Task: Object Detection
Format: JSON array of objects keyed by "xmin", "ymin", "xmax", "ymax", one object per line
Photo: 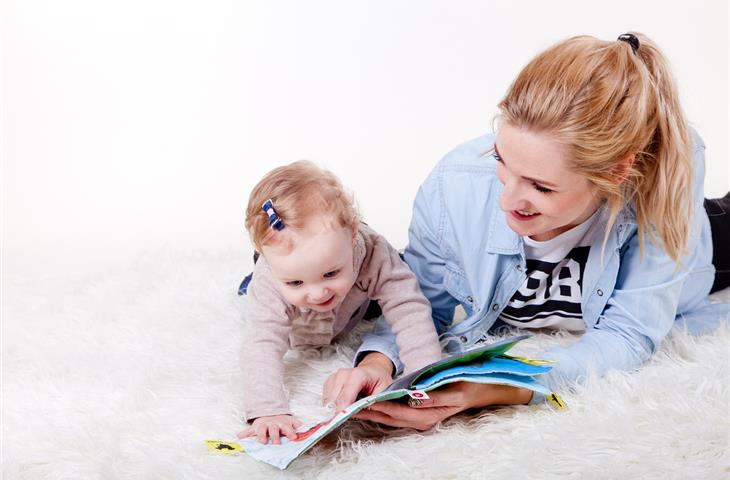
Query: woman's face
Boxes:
[{"xmin": 495, "ymin": 123, "xmax": 603, "ymax": 241}]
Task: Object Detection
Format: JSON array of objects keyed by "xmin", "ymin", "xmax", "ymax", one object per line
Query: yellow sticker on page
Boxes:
[
  {"xmin": 509, "ymin": 356, "xmax": 556, "ymax": 366},
  {"xmin": 206, "ymin": 440, "xmax": 244, "ymax": 455},
  {"xmin": 547, "ymin": 393, "xmax": 567, "ymax": 409}
]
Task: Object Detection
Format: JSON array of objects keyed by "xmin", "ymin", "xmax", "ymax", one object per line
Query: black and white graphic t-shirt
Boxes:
[{"xmin": 500, "ymin": 211, "xmax": 602, "ymax": 332}]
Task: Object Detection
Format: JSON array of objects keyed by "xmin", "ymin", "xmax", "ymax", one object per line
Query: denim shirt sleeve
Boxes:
[
  {"xmin": 403, "ymin": 169, "xmax": 460, "ymax": 334},
  {"xmin": 355, "ymin": 164, "xmax": 459, "ymax": 375},
  {"xmin": 539, "ymin": 133, "xmax": 711, "ymax": 391},
  {"xmin": 354, "ymin": 314, "xmax": 405, "ymax": 375}
]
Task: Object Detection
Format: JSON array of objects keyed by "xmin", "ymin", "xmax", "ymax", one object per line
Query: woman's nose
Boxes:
[{"xmin": 499, "ymin": 180, "xmax": 525, "ymax": 212}]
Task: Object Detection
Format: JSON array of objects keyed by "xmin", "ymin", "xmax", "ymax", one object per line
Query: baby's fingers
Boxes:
[
  {"xmin": 236, "ymin": 427, "xmax": 255, "ymax": 439},
  {"xmin": 256, "ymin": 425, "xmax": 269, "ymax": 444},
  {"xmin": 281, "ymin": 421, "xmax": 298, "ymax": 441},
  {"xmin": 268, "ymin": 424, "xmax": 281, "ymax": 445}
]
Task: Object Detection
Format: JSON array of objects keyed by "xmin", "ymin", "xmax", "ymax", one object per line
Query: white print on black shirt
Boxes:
[{"xmin": 500, "ymin": 246, "xmax": 590, "ymax": 326}]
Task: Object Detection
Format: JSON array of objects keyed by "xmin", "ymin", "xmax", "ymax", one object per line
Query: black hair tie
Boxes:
[{"xmin": 617, "ymin": 33, "xmax": 640, "ymax": 53}]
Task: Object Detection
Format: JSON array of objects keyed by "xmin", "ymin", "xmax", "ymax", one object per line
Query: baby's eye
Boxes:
[
  {"xmin": 286, "ymin": 280, "xmax": 303, "ymax": 287},
  {"xmin": 323, "ymin": 269, "xmax": 340, "ymax": 279}
]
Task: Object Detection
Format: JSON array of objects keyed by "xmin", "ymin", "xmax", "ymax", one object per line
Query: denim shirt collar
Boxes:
[
  {"xmin": 485, "ymin": 184, "xmax": 522, "ymax": 255},
  {"xmin": 615, "ymin": 202, "xmax": 637, "ymax": 246}
]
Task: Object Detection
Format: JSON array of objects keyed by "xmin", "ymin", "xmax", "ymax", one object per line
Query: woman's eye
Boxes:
[
  {"xmin": 323, "ymin": 269, "xmax": 340, "ymax": 279},
  {"xmin": 533, "ymin": 183, "xmax": 554, "ymax": 194},
  {"xmin": 495, "ymin": 149, "xmax": 552, "ymax": 193},
  {"xmin": 286, "ymin": 280, "xmax": 303, "ymax": 287}
]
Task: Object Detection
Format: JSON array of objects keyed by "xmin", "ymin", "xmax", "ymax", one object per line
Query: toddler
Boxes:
[{"xmin": 236, "ymin": 161, "xmax": 442, "ymax": 444}]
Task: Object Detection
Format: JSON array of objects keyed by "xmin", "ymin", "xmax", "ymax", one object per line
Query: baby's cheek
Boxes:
[
  {"xmin": 335, "ymin": 277, "xmax": 356, "ymax": 297},
  {"xmin": 281, "ymin": 290, "xmax": 304, "ymax": 307}
]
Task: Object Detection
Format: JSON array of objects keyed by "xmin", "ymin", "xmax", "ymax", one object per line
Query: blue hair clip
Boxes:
[{"xmin": 262, "ymin": 199, "xmax": 285, "ymax": 231}]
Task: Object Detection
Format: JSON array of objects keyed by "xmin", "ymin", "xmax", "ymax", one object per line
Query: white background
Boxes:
[{"xmin": 3, "ymin": 0, "xmax": 729, "ymax": 277}]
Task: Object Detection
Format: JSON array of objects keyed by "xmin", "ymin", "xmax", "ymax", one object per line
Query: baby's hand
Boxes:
[{"xmin": 236, "ymin": 414, "xmax": 303, "ymax": 445}]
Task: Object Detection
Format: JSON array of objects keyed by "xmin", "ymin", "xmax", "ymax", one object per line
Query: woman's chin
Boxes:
[{"xmin": 506, "ymin": 217, "xmax": 538, "ymax": 237}]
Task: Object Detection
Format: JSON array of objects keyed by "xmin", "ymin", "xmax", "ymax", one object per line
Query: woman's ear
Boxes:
[{"xmin": 614, "ymin": 153, "xmax": 636, "ymax": 185}]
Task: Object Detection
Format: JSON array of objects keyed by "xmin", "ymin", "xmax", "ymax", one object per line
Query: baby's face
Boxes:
[{"xmin": 262, "ymin": 215, "xmax": 357, "ymax": 313}]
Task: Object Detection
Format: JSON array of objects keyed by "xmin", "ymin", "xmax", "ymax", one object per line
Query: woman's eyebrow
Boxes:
[{"xmin": 494, "ymin": 143, "xmax": 560, "ymax": 188}]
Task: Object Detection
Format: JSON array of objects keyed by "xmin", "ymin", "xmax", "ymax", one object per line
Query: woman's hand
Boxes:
[
  {"xmin": 322, "ymin": 352, "xmax": 394, "ymax": 410},
  {"xmin": 236, "ymin": 414, "xmax": 303, "ymax": 445},
  {"xmin": 353, "ymin": 382, "xmax": 533, "ymax": 430}
]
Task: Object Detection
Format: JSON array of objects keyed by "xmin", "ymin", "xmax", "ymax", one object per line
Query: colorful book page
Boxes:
[{"xmin": 238, "ymin": 335, "xmax": 554, "ymax": 469}]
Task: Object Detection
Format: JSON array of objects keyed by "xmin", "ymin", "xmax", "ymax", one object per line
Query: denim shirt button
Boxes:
[
  {"xmin": 516, "ymin": 265, "xmax": 523, "ymax": 272},
  {"xmin": 597, "ymin": 289, "xmax": 604, "ymax": 296},
  {"xmin": 460, "ymin": 335, "xmax": 468, "ymax": 343},
  {"xmin": 466, "ymin": 296, "xmax": 473, "ymax": 303},
  {"xmin": 491, "ymin": 303, "xmax": 500, "ymax": 311}
]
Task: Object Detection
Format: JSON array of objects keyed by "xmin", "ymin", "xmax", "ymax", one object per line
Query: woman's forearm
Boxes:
[
  {"xmin": 467, "ymin": 383, "xmax": 533, "ymax": 408},
  {"xmin": 357, "ymin": 351, "xmax": 396, "ymax": 378}
]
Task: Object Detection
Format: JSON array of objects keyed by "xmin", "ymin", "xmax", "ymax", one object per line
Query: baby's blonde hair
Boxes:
[
  {"xmin": 497, "ymin": 33, "xmax": 693, "ymax": 264},
  {"xmin": 245, "ymin": 161, "xmax": 360, "ymax": 252}
]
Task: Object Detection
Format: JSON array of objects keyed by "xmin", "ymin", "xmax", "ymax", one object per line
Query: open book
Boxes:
[{"xmin": 238, "ymin": 334, "xmax": 563, "ymax": 469}]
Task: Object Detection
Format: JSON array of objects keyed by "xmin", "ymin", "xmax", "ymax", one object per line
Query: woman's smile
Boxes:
[{"xmin": 511, "ymin": 209, "xmax": 541, "ymax": 221}]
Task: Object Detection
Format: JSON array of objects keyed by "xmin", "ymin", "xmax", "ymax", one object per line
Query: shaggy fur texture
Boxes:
[{"xmin": 3, "ymin": 248, "xmax": 729, "ymax": 479}]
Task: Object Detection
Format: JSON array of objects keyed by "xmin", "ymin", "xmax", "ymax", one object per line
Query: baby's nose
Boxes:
[{"xmin": 309, "ymin": 288, "xmax": 330, "ymax": 302}]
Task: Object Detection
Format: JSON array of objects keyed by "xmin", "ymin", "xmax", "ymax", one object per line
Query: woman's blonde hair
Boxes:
[
  {"xmin": 245, "ymin": 160, "xmax": 360, "ymax": 252},
  {"xmin": 497, "ymin": 33, "xmax": 693, "ymax": 264}
]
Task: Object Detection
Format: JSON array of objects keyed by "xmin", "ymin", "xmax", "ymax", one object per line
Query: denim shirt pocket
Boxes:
[{"xmin": 444, "ymin": 268, "xmax": 477, "ymax": 317}]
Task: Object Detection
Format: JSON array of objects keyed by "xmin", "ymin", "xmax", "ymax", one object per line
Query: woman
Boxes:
[{"xmin": 322, "ymin": 32, "xmax": 730, "ymax": 430}]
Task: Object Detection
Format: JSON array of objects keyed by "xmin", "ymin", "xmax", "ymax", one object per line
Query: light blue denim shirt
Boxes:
[{"xmin": 357, "ymin": 129, "xmax": 729, "ymax": 396}]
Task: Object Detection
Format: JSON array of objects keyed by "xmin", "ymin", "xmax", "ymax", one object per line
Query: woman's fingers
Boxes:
[
  {"xmin": 324, "ymin": 361, "xmax": 395, "ymax": 410},
  {"xmin": 334, "ymin": 370, "xmax": 368, "ymax": 409},
  {"xmin": 354, "ymin": 400, "xmax": 464, "ymax": 430},
  {"xmin": 355, "ymin": 407, "xmax": 423, "ymax": 429},
  {"xmin": 371, "ymin": 401, "xmax": 451, "ymax": 421},
  {"xmin": 408, "ymin": 388, "xmax": 462, "ymax": 408},
  {"xmin": 322, "ymin": 369, "xmax": 347, "ymax": 406},
  {"xmin": 323, "ymin": 367, "xmax": 377, "ymax": 409}
]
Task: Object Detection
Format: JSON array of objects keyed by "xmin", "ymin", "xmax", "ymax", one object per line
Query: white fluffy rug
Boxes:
[{"xmin": 3, "ymin": 248, "xmax": 730, "ymax": 479}]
